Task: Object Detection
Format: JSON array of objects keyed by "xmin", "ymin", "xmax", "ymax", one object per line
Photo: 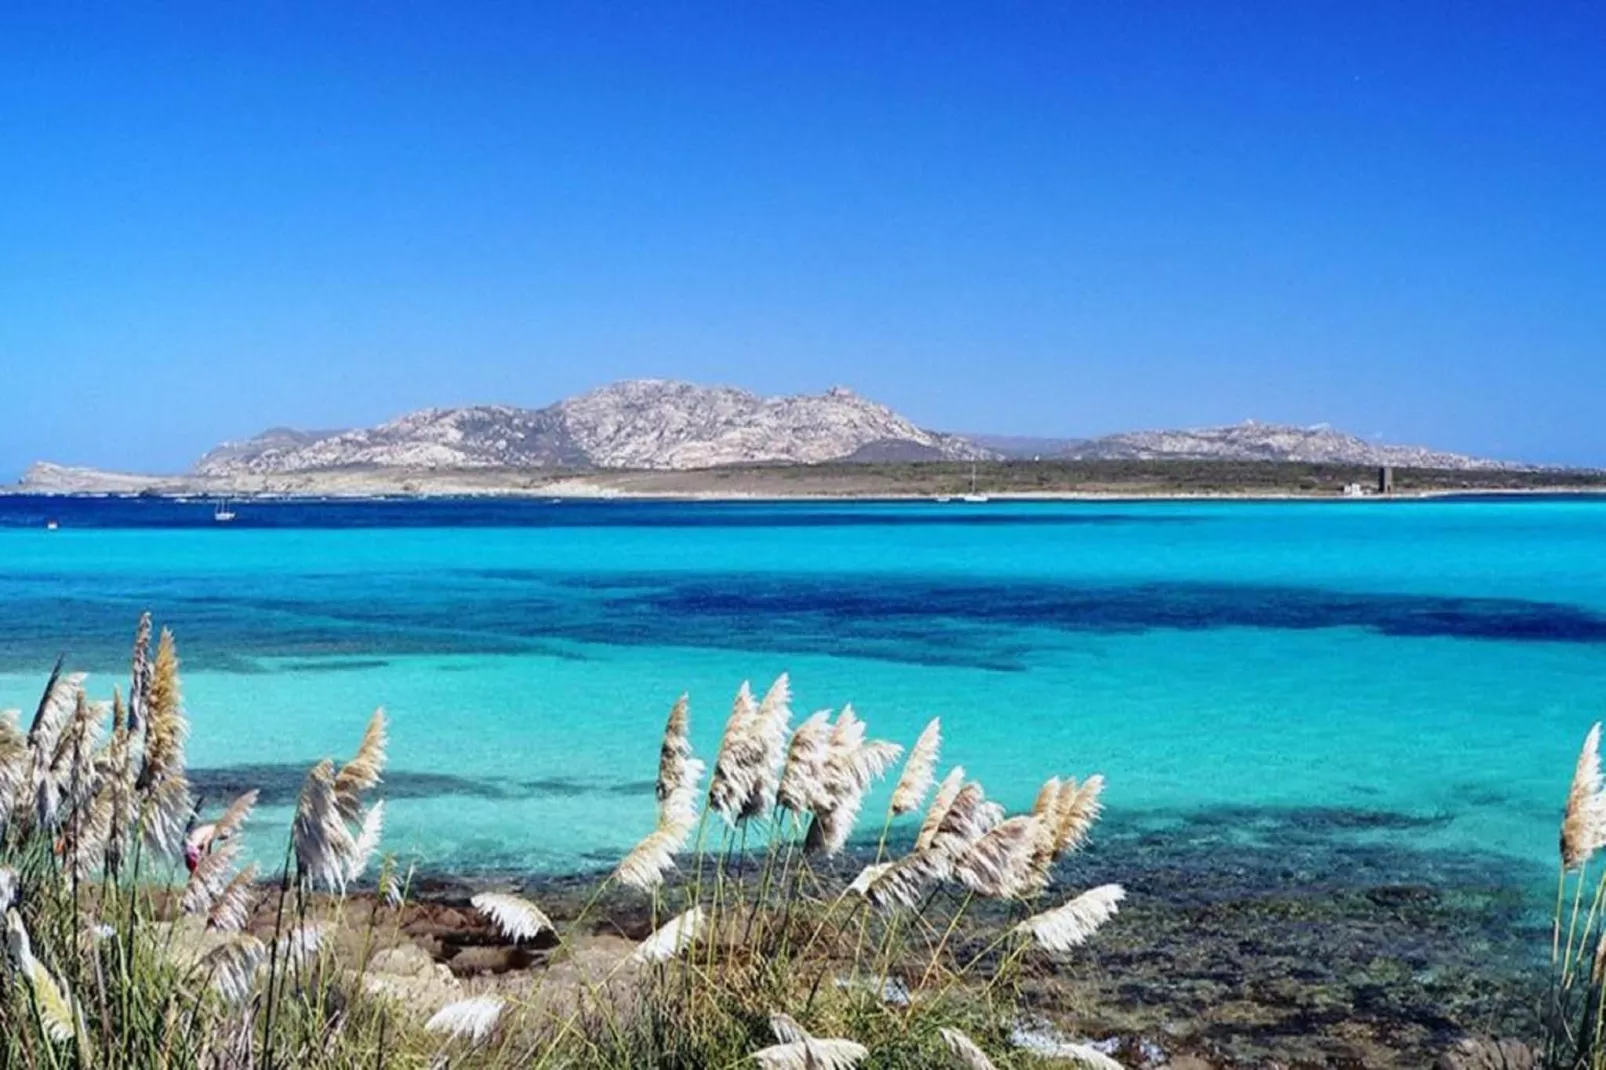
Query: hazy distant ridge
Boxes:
[{"xmin": 1056, "ymin": 421, "xmax": 1513, "ymax": 470}]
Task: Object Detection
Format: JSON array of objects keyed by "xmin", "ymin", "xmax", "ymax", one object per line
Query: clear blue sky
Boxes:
[{"xmin": 1, "ymin": 2, "xmax": 1602, "ymax": 476}]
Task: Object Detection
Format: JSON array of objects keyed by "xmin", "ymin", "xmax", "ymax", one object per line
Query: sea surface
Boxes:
[{"xmin": 0, "ymin": 494, "xmax": 1599, "ymax": 895}]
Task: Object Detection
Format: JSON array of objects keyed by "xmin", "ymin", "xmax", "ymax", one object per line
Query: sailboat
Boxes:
[
  {"xmin": 961, "ymin": 462, "xmax": 990, "ymax": 503},
  {"xmin": 213, "ymin": 498, "xmax": 237, "ymax": 523}
]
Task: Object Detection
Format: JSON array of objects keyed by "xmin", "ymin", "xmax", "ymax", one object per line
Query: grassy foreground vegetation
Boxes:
[{"xmin": 0, "ymin": 617, "xmax": 1125, "ymax": 1068}]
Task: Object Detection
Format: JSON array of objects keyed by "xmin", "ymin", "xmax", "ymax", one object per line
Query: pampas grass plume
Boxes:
[
  {"xmin": 1016, "ymin": 884, "xmax": 1126, "ymax": 951},
  {"xmin": 425, "ymin": 995, "xmax": 506, "ymax": 1043},
  {"xmin": 1563, "ymin": 723, "xmax": 1606, "ymax": 870},
  {"xmin": 1061, "ymin": 1043, "xmax": 1127, "ymax": 1070},
  {"xmin": 209, "ymin": 863, "xmax": 258, "ymax": 932},
  {"xmin": 752, "ymin": 1038, "xmax": 869, "ymax": 1070},
  {"xmin": 656, "ymin": 694, "xmax": 705, "ymax": 822},
  {"xmin": 939, "ymin": 1027, "xmax": 999, "ymax": 1070},
  {"xmin": 1055, "ymin": 775, "xmax": 1106, "ymax": 857},
  {"xmin": 953, "ymin": 815, "xmax": 1042, "ymax": 899},
  {"xmin": 334, "ymin": 708, "xmax": 387, "ymax": 820},
  {"xmin": 890, "ymin": 717, "xmax": 941, "ymax": 816},
  {"xmin": 292, "ymin": 759, "xmax": 356, "ymax": 890},
  {"xmin": 472, "ymin": 892, "xmax": 554, "ymax": 943},
  {"xmin": 631, "ymin": 905, "xmax": 706, "ymax": 964},
  {"xmin": 916, "ymin": 766, "xmax": 965, "ymax": 851},
  {"xmin": 201, "ymin": 934, "xmax": 266, "ymax": 1005}
]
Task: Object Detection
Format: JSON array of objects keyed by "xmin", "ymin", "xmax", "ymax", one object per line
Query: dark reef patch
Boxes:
[
  {"xmin": 274, "ymin": 658, "xmax": 392, "ymax": 673},
  {"xmin": 5, "ymin": 567, "xmax": 1606, "ymax": 675},
  {"xmin": 189, "ymin": 765, "xmax": 653, "ymax": 808}
]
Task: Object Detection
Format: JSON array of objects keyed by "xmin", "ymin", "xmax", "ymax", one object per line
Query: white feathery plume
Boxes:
[
  {"xmin": 939, "ymin": 1027, "xmax": 999, "ymax": 1070},
  {"xmin": 1018, "ymin": 776, "xmax": 1068, "ymax": 895},
  {"xmin": 1054, "ymin": 775, "xmax": 1105, "ymax": 858},
  {"xmin": 760, "ymin": 1011, "xmax": 869, "ymax": 1069},
  {"xmin": 631, "ymin": 906, "xmax": 706, "ymax": 964},
  {"xmin": 274, "ymin": 923, "xmax": 326, "ymax": 974},
  {"xmin": 864, "ymin": 850, "xmax": 949, "ymax": 911},
  {"xmin": 615, "ymin": 815, "xmax": 695, "ymax": 892},
  {"xmin": 1564, "ymin": 723, "xmax": 1606, "ymax": 870},
  {"xmin": 1032, "ymin": 776, "xmax": 1064, "ymax": 823},
  {"xmin": 923, "ymin": 782, "xmax": 1001, "ymax": 859},
  {"xmin": 334, "ymin": 708, "xmax": 387, "ymax": 822},
  {"xmin": 752, "ymin": 1038, "xmax": 869, "ymax": 1070},
  {"xmin": 804, "ymin": 706, "xmax": 902, "ymax": 856},
  {"xmin": 777, "ymin": 711, "xmax": 834, "ymax": 814},
  {"xmin": 742, "ymin": 673, "xmax": 793, "ymax": 821},
  {"xmin": 26, "ymin": 667, "xmax": 83, "ymax": 771},
  {"xmin": 1015, "ymin": 884, "xmax": 1126, "ymax": 951},
  {"xmin": 953, "ymin": 815, "xmax": 1042, "ymax": 899},
  {"xmin": 846, "ymin": 861, "xmax": 895, "ymax": 897},
  {"xmin": 890, "ymin": 717, "xmax": 941, "ymax": 816},
  {"xmin": 0, "ymin": 866, "xmax": 17, "ymax": 913},
  {"xmin": 425, "ymin": 995, "xmax": 506, "ymax": 1043},
  {"xmin": 708, "ymin": 682, "xmax": 761, "ymax": 824},
  {"xmin": 347, "ymin": 800, "xmax": 386, "ymax": 880},
  {"xmin": 211, "ymin": 790, "xmax": 259, "ymax": 845},
  {"xmin": 5, "ymin": 908, "xmax": 80, "ymax": 1044},
  {"xmin": 182, "ymin": 840, "xmax": 243, "ymax": 916},
  {"xmin": 141, "ymin": 775, "xmax": 195, "ymax": 863},
  {"xmin": 915, "ymin": 766, "xmax": 965, "ymax": 851},
  {"xmin": 136, "ymin": 630, "xmax": 192, "ymax": 860},
  {"xmin": 656, "ymin": 694, "xmax": 705, "ymax": 824},
  {"xmin": 45, "ymin": 690, "xmax": 106, "ymax": 821},
  {"xmin": 823, "ymin": 707, "xmax": 904, "ymax": 791},
  {"xmin": 0, "ymin": 711, "xmax": 25, "ymax": 832},
  {"xmin": 1059, "ymin": 1044, "xmax": 1127, "ymax": 1070},
  {"xmin": 209, "ymin": 864, "xmax": 259, "ymax": 932},
  {"xmin": 471, "ymin": 892, "xmax": 554, "ymax": 943},
  {"xmin": 619, "ymin": 708, "xmax": 704, "ymax": 892},
  {"xmin": 201, "ymin": 934, "xmax": 265, "ymax": 1005},
  {"xmin": 28, "ymin": 672, "xmax": 87, "ymax": 831},
  {"xmin": 382, "ymin": 862, "xmax": 414, "ymax": 908},
  {"xmin": 292, "ymin": 759, "xmax": 356, "ymax": 891}
]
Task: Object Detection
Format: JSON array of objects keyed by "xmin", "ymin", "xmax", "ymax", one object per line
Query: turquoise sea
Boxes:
[{"xmin": 0, "ymin": 495, "xmax": 1600, "ymax": 893}]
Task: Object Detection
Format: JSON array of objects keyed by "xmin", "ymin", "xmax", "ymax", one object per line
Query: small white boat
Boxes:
[
  {"xmin": 213, "ymin": 498, "xmax": 237, "ymax": 523},
  {"xmin": 45, "ymin": 520, "xmax": 58, "ymax": 531},
  {"xmin": 961, "ymin": 463, "xmax": 990, "ymax": 503}
]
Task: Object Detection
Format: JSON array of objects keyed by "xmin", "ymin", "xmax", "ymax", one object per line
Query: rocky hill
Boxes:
[
  {"xmin": 1057, "ymin": 421, "xmax": 1510, "ymax": 470},
  {"xmin": 194, "ymin": 380, "xmax": 991, "ymax": 475}
]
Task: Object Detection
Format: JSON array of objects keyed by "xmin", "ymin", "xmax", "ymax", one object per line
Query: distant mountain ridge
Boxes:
[
  {"xmin": 1043, "ymin": 421, "xmax": 1512, "ymax": 470},
  {"xmin": 194, "ymin": 379, "xmax": 992, "ymax": 475},
  {"xmin": 19, "ymin": 381, "xmax": 1522, "ymax": 493}
]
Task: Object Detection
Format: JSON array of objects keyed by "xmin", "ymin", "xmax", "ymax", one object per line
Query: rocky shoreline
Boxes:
[{"xmin": 279, "ymin": 805, "xmax": 1548, "ymax": 1070}]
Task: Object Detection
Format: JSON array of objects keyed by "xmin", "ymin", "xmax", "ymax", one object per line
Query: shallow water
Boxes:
[{"xmin": 0, "ymin": 495, "xmax": 1598, "ymax": 892}]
